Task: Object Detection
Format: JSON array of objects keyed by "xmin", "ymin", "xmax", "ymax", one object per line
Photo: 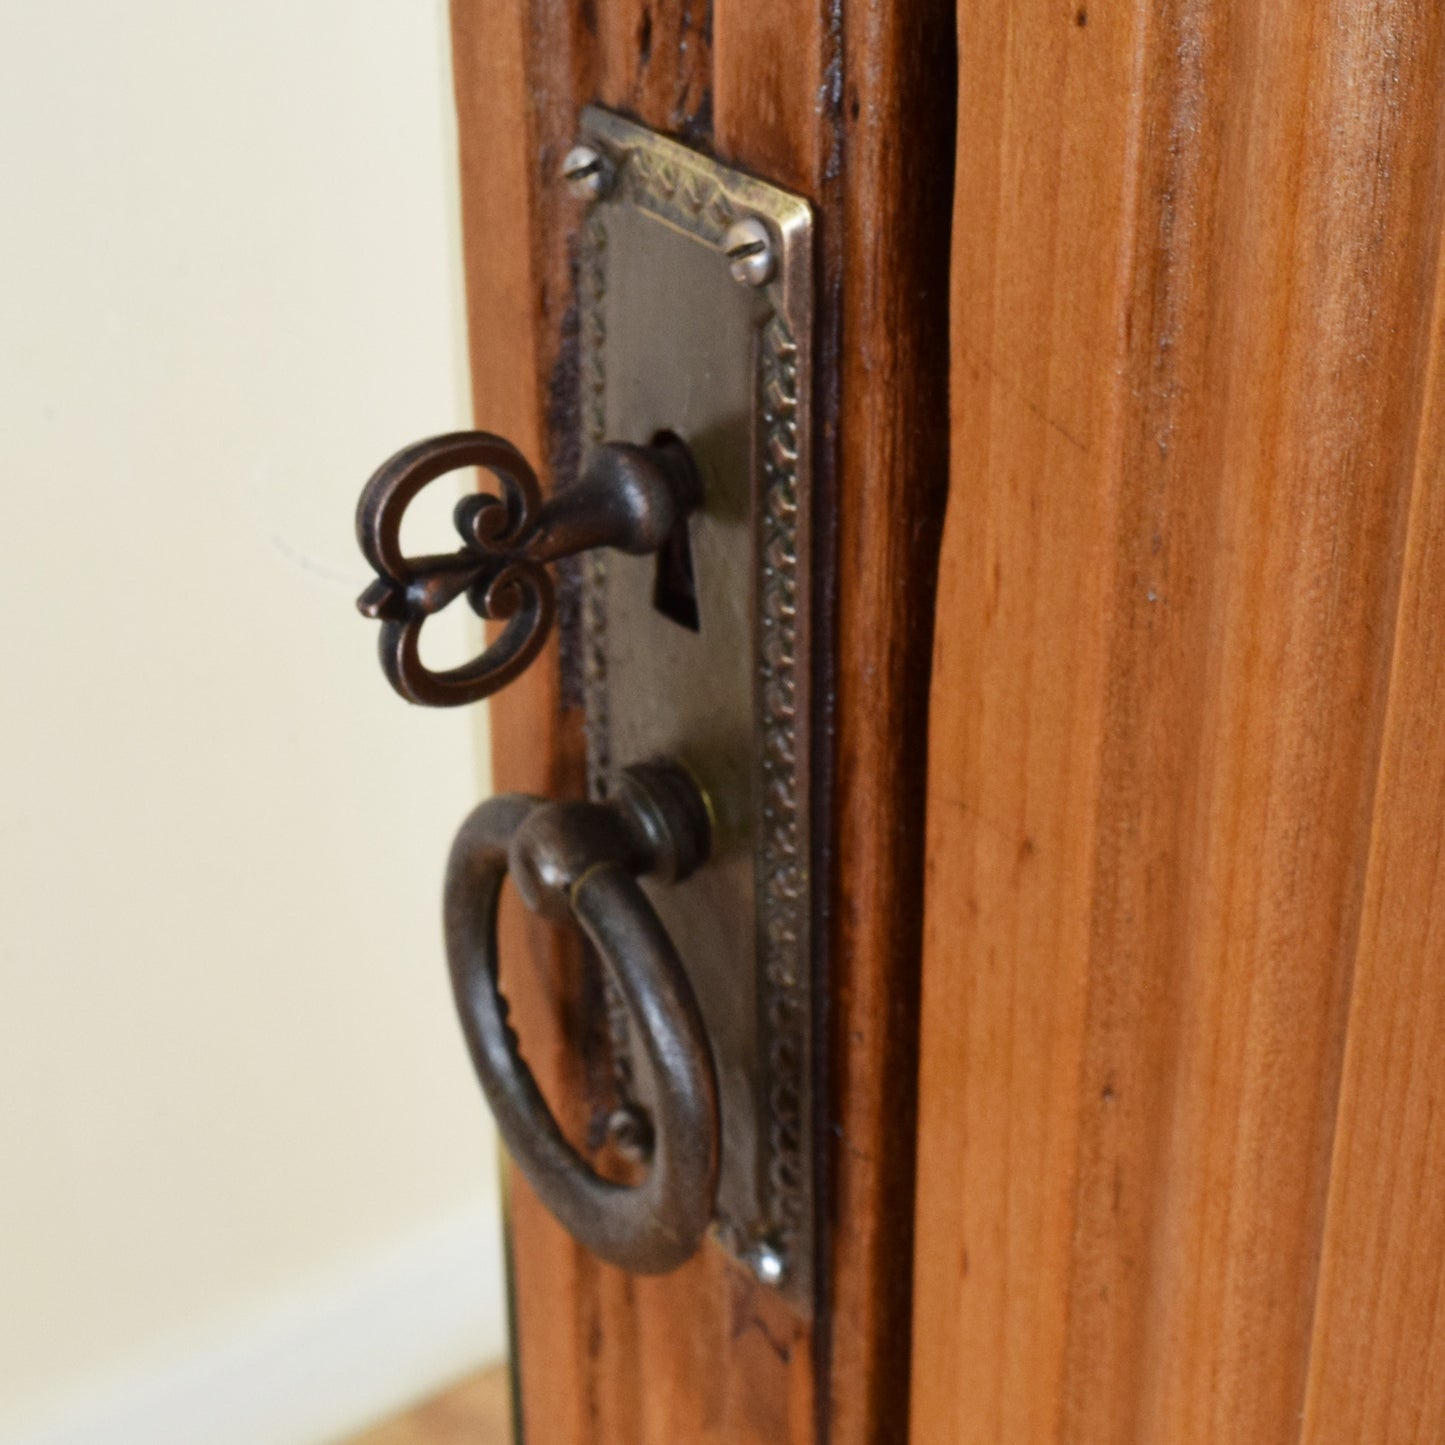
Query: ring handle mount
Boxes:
[{"xmin": 443, "ymin": 759, "xmax": 719, "ymax": 1274}]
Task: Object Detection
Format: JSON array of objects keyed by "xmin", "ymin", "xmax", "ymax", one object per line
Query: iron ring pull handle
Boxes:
[
  {"xmin": 444, "ymin": 760, "xmax": 720, "ymax": 1274},
  {"xmin": 356, "ymin": 430, "xmax": 699, "ymax": 708}
]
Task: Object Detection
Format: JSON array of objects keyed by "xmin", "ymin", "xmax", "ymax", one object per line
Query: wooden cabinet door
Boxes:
[
  {"xmin": 913, "ymin": 3, "xmax": 1445, "ymax": 1442},
  {"xmin": 447, "ymin": 2, "xmax": 1445, "ymax": 1441},
  {"xmin": 447, "ymin": 3, "xmax": 950, "ymax": 1441}
]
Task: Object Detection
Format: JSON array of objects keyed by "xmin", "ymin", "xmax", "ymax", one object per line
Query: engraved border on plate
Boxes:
[
  {"xmin": 579, "ymin": 209, "xmax": 610, "ymax": 803},
  {"xmin": 576, "ymin": 107, "xmax": 813, "ymax": 1307}
]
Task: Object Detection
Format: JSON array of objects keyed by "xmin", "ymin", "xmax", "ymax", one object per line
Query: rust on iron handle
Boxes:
[
  {"xmin": 444, "ymin": 759, "xmax": 720, "ymax": 1274},
  {"xmin": 356, "ymin": 430, "xmax": 700, "ymax": 707}
]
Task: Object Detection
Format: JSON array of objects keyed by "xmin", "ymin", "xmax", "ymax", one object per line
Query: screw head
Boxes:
[
  {"xmin": 746, "ymin": 1238, "xmax": 787, "ymax": 1287},
  {"xmin": 562, "ymin": 143, "xmax": 611, "ymax": 201},
  {"xmin": 723, "ymin": 217, "xmax": 776, "ymax": 287},
  {"xmin": 604, "ymin": 1104, "xmax": 654, "ymax": 1164}
]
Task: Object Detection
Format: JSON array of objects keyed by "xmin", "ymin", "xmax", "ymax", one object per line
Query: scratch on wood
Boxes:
[{"xmin": 959, "ymin": 341, "xmax": 1092, "ymax": 454}]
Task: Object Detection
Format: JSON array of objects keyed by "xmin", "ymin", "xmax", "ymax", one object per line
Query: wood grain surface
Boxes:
[
  {"xmin": 448, "ymin": 3, "xmax": 953, "ymax": 1442},
  {"xmin": 911, "ymin": 2, "xmax": 1445, "ymax": 1442},
  {"xmin": 1299, "ymin": 171, "xmax": 1445, "ymax": 1445},
  {"xmin": 825, "ymin": 5, "xmax": 955, "ymax": 1443},
  {"xmin": 344, "ymin": 1368, "xmax": 512, "ymax": 1445}
]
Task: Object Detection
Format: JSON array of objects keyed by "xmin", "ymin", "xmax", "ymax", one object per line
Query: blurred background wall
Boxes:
[{"xmin": 0, "ymin": 3, "xmax": 506, "ymax": 1442}]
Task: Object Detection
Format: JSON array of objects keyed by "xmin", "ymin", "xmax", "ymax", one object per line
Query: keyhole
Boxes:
[
  {"xmin": 652, "ymin": 518, "xmax": 700, "ymax": 632},
  {"xmin": 650, "ymin": 431, "xmax": 701, "ymax": 632}
]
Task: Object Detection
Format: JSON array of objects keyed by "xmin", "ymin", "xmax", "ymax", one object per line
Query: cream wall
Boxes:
[{"xmin": 0, "ymin": 4, "xmax": 505, "ymax": 1442}]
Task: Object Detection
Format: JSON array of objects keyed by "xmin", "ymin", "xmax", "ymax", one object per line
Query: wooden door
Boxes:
[
  {"xmin": 447, "ymin": 1, "xmax": 1445, "ymax": 1441},
  {"xmin": 447, "ymin": 3, "xmax": 951, "ymax": 1442},
  {"xmin": 912, "ymin": 3, "xmax": 1445, "ymax": 1443}
]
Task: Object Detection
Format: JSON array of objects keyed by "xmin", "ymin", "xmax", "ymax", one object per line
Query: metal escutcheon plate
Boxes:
[{"xmin": 576, "ymin": 107, "xmax": 815, "ymax": 1310}]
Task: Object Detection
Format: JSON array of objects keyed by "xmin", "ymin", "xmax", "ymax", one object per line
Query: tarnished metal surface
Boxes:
[
  {"xmin": 576, "ymin": 108, "xmax": 816, "ymax": 1307},
  {"xmin": 444, "ymin": 761, "xmax": 719, "ymax": 1275},
  {"xmin": 355, "ymin": 433, "xmax": 698, "ymax": 707}
]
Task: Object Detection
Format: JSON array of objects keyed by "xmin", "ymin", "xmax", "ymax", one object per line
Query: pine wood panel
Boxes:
[
  {"xmin": 1299, "ymin": 213, "xmax": 1445, "ymax": 1445},
  {"xmin": 448, "ymin": 3, "xmax": 953, "ymax": 1441},
  {"xmin": 911, "ymin": 2, "xmax": 1445, "ymax": 1442}
]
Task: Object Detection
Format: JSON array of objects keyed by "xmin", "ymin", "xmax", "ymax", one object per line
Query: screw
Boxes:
[
  {"xmin": 723, "ymin": 217, "xmax": 776, "ymax": 287},
  {"xmin": 746, "ymin": 1238, "xmax": 787, "ymax": 1287},
  {"xmin": 562, "ymin": 143, "xmax": 611, "ymax": 201},
  {"xmin": 604, "ymin": 1104, "xmax": 654, "ymax": 1164}
]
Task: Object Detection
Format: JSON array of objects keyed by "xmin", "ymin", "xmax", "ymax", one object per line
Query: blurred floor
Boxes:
[{"xmin": 344, "ymin": 1366, "xmax": 510, "ymax": 1445}]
